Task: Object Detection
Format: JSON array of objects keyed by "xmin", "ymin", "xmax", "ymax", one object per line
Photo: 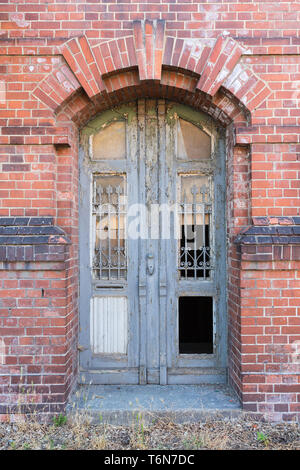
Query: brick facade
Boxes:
[{"xmin": 0, "ymin": 1, "xmax": 300, "ymax": 422}]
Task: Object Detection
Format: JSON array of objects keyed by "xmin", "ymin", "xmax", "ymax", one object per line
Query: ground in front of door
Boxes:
[
  {"xmin": 1, "ymin": 385, "xmax": 299, "ymax": 450},
  {"xmin": 0, "ymin": 414, "xmax": 299, "ymax": 450}
]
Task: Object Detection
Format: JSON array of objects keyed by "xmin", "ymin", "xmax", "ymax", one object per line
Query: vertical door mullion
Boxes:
[
  {"xmin": 144, "ymin": 99, "xmax": 160, "ymax": 382},
  {"xmin": 165, "ymin": 109, "xmax": 177, "ymax": 371},
  {"xmin": 213, "ymin": 132, "xmax": 227, "ymax": 367},
  {"xmin": 79, "ymin": 147, "xmax": 93, "ymax": 373},
  {"xmin": 127, "ymin": 103, "xmax": 140, "ymax": 369},
  {"xmin": 137, "ymin": 99, "xmax": 147, "ymax": 383},
  {"xmin": 157, "ymin": 100, "xmax": 167, "ymax": 384}
]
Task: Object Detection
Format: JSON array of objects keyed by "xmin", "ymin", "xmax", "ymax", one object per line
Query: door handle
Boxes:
[{"xmin": 146, "ymin": 253, "xmax": 155, "ymax": 275}]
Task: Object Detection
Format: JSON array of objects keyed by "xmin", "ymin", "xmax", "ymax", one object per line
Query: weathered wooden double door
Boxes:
[{"xmin": 79, "ymin": 100, "xmax": 227, "ymax": 385}]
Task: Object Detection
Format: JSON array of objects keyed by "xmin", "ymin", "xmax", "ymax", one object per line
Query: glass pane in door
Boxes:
[
  {"xmin": 92, "ymin": 174, "xmax": 127, "ymax": 281},
  {"xmin": 92, "ymin": 121, "xmax": 126, "ymax": 160},
  {"xmin": 177, "ymin": 119, "xmax": 211, "ymax": 160},
  {"xmin": 178, "ymin": 174, "xmax": 213, "ymax": 279}
]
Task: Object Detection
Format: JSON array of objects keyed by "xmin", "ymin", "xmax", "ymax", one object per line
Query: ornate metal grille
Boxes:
[
  {"xmin": 178, "ymin": 174, "xmax": 213, "ymax": 279},
  {"xmin": 92, "ymin": 174, "xmax": 127, "ymax": 280}
]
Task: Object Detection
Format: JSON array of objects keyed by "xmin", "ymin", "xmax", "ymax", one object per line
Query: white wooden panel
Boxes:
[{"xmin": 90, "ymin": 296, "xmax": 128, "ymax": 354}]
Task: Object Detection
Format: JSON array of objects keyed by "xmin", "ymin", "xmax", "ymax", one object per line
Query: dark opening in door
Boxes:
[{"xmin": 179, "ymin": 297, "xmax": 213, "ymax": 354}]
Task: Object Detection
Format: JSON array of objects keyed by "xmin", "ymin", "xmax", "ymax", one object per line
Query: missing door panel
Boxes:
[{"xmin": 179, "ymin": 297, "xmax": 213, "ymax": 354}]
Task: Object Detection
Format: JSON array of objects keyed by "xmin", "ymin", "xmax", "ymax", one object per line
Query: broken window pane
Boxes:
[
  {"xmin": 177, "ymin": 118, "xmax": 211, "ymax": 160},
  {"xmin": 92, "ymin": 121, "xmax": 126, "ymax": 160}
]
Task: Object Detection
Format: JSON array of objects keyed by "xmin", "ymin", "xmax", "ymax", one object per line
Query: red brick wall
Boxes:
[
  {"xmin": 238, "ymin": 232, "xmax": 300, "ymax": 421},
  {"xmin": 0, "ymin": 265, "xmax": 71, "ymax": 414},
  {"xmin": 1, "ymin": 1, "xmax": 300, "ymax": 422}
]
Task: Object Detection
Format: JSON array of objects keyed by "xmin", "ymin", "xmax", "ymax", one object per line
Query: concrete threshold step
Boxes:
[
  {"xmin": 67, "ymin": 384, "xmax": 242, "ymax": 425},
  {"xmin": 167, "ymin": 367, "xmax": 227, "ymax": 385}
]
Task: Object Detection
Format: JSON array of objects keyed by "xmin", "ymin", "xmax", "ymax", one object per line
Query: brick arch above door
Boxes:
[{"xmin": 31, "ymin": 20, "xmax": 271, "ymax": 143}]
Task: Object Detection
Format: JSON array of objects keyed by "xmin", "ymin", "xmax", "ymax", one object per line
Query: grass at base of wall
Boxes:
[{"xmin": 0, "ymin": 414, "xmax": 299, "ymax": 450}]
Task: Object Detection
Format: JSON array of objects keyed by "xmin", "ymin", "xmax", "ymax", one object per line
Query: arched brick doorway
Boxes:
[{"xmin": 1, "ymin": 21, "xmax": 276, "ymax": 417}]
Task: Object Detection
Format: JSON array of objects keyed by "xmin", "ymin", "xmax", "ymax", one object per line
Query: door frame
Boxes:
[
  {"xmin": 160, "ymin": 103, "xmax": 228, "ymax": 384},
  {"xmin": 78, "ymin": 103, "xmax": 141, "ymax": 384},
  {"xmin": 78, "ymin": 100, "xmax": 228, "ymax": 385}
]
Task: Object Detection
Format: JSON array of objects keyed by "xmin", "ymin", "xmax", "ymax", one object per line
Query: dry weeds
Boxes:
[{"xmin": 0, "ymin": 414, "xmax": 299, "ymax": 450}]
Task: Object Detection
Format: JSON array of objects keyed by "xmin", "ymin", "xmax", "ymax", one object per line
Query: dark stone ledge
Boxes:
[
  {"xmin": 0, "ymin": 217, "xmax": 70, "ymax": 264},
  {"xmin": 235, "ymin": 217, "xmax": 300, "ymax": 262},
  {"xmin": 235, "ymin": 217, "xmax": 300, "ymax": 246},
  {"xmin": 252, "ymin": 216, "xmax": 300, "ymax": 226},
  {"xmin": 0, "ymin": 217, "xmax": 54, "ymax": 226}
]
